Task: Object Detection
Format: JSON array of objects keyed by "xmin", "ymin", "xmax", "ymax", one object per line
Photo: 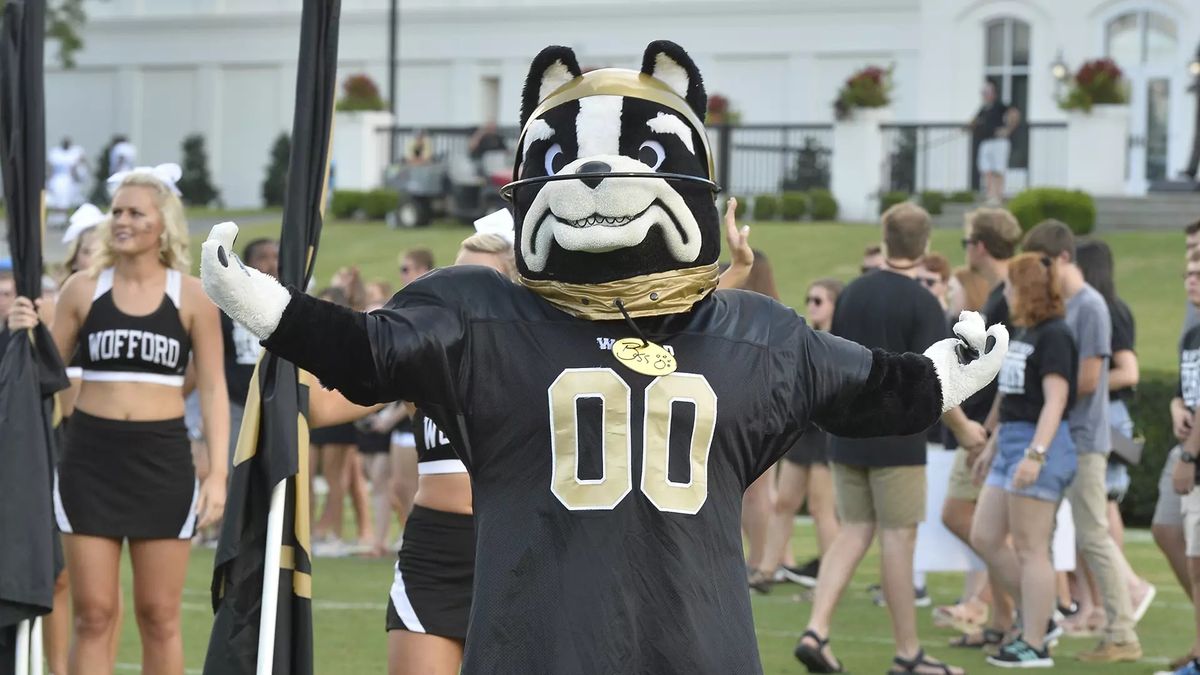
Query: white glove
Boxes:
[
  {"xmin": 200, "ymin": 222, "xmax": 291, "ymax": 340},
  {"xmin": 923, "ymin": 311, "xmax": 1009, "ymax": 412}
]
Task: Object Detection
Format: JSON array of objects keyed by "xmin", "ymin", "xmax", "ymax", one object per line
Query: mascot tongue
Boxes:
[{"xmin": 507, "ymin": 41, "xmax": 722, "ymax": 321}]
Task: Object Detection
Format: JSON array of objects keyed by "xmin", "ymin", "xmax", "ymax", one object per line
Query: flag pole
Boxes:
[
  {"xmin": 30, "ymin": 616, "xmax": 42, "ymax": 675},
  {"xmin": 14, "ymin": 619, "xmax": 29, "ymax": 675},
  {"xmin": 255, "ymin": 480, "xmax": 288, "ymax": 675}
]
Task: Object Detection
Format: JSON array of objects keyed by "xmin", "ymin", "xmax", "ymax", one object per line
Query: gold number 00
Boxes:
[{"xmin": 548, "ymin": 368, "xmax": 717, "ymax": 515}]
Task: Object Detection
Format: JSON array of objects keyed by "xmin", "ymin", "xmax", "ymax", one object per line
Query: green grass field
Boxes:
[
  {"xmin": 112, "ymin": 522, "xmax": 1188, "ymax": 673},
  {"xmin": 191, "ymin": 218, "xmax": 1190, "ymax": 371}
]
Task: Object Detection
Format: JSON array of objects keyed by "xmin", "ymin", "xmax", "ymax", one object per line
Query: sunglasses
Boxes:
[
  {"xmin": 961, "ymin": 238, "xmax": 976, "ymax": 249},
  {"xmin": 805, "ymin": 296, "xmax": 823, "ymax": 307},
  {"xmin": 399, "ymin": 265, "xmax": 410, "ymax": 274},
  {"xmin": 918, "ymin": 277, "xmax": 940, "ymax": 288}
]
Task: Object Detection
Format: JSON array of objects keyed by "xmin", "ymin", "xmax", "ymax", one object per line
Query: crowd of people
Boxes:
[{"xmin": 3, "ymin": 157, "xmax": 1200, "ymax": 675}]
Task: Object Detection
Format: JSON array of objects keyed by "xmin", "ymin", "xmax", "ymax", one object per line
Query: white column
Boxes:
[
  {"xmin": 1064, "ymin": 104, "xmax": 1130, "ymax": 196},
  {"xmin": 331, "ymin": 111, "xmax": 396, "ymax": 191},
  {"xmin": 831, "ymin": 107, "xmax": 891, "ymax": 222}
]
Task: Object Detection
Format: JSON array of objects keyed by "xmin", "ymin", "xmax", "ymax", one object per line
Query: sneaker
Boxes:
[
  {"xmin": 779, "ymin": 559, "xmax": 820, "ymax": 588},
  {"xmin": 986, "ymin": 638, "xmax": 1053, "ymax": 668},
  {"xmin": 1044, "ymin": 619, "xmax": 1063, "ymax": 646},
  {"xmin": 1076, "ymin": 639, "xmax": 1143, "ymax": 663},
  {"xmin": 873, "ymin": 585, "xmax": 931, "ymax": 607}
]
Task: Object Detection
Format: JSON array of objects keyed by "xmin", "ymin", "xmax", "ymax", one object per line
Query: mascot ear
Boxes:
[
  {"xmin": 640, "ymin": 40, "xmax": 707, "ymax": 120},
  {"xmin": 520, "ymin": 46, "xmax": 583, "ymax": 128}
]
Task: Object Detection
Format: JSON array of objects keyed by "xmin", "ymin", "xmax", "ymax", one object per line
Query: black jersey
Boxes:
[
  {"xmin": 414, "ymin": 410, "xmax": 464, "ymax": 475},
  {"xmin": 78, "ymin": 268, "xmax": 190, "ymax": 387},
  {"xmin": 264, "ymin": 266, "xmax": 945, "ymax": 674}
]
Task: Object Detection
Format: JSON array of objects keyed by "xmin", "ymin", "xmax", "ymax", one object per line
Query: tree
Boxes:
[
  {"xmin": 177, "ymin": 134, "xmax": 220, "ymax": 207},
  {"xmin": 261, "ymin": 133, "xmax": 290, "ymax": 207},
  {"xmin": 2, "ymin": 0, "xmax": 90, "ymax": 67}
]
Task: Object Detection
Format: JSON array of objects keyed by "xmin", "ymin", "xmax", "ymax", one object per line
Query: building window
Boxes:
[
  {"xmin": 982, "ymin": 18, "xmax": 1031, "ymax": 175},
  {"xmin": 1106, "ymin": 10, "xmax": 1177, "ymax": 66}
]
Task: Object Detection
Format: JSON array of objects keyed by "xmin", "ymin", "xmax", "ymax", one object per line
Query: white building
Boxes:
[{"xmin": 48, "ymin": 0, "xmax": 1200, "ymax": 207}]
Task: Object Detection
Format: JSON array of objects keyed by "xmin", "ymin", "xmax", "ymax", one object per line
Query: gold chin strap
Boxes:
[{"xmin": 520, "ymin": 264, "xmax": 720, "ymax": 320}]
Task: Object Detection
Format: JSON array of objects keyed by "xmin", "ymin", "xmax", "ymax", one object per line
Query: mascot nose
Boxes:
[{"xmin": 576, "ymin": 161, "xmax": 611, "ymax": 189}]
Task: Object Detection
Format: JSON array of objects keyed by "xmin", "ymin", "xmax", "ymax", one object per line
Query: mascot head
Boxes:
[{"xmin": 504, "ymin": 40, "xmax": 720, "ymax": 320}]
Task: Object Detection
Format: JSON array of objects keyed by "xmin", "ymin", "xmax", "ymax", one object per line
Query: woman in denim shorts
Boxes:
[{"xmin": 971, "ymin": 253, "xmax": 1079, "ymax": 668}]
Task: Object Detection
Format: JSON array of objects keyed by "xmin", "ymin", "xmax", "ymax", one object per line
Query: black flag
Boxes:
[
  {"xmin": 203, "ymin": 1, "xmax": 340, "ymax": 673},
  {"xmin": 0, "ymin": 1, "xmax": 68, "ymax": 672}
]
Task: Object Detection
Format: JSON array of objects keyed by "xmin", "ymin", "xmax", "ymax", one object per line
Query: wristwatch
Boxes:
[{"xmin": 1024, "ymin": 445, "xmax": 1047, "ymax": 464}]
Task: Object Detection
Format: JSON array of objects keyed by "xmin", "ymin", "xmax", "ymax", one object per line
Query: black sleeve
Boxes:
[
  {"xmin": 1111, "ymin": 301, "xmax": 1135, "ymax": 353},
  {"xmin": 1036, "ymin": 327, "xmax": 1076, "ymax": 384},
  {"xmin": 814, "ymin": 349, "xmax": 944, "ymax": 439},
  {"xmin": 262, "ymin": 273, "xmax": 467, "ymax": 407}
]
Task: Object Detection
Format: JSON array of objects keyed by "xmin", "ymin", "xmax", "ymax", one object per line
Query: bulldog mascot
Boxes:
[{"xmin": 202, "ymin": 41, "xmax": 1006, "ymax": 674}]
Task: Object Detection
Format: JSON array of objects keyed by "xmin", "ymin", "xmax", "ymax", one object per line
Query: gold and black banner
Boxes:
[{"xmin": 203, "ymin": 0, "xmax": 341, "ymax": 672}]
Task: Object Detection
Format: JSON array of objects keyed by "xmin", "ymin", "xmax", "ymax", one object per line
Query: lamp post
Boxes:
[
  {"xmin": 1185, "ymin": 42, "xmax": 1200, "ymax": 180},
  {"xmin": 387, "ymin": 0, "xmax": 399, "ymax": 163},
  {"xmin": 1050, "ymin": 49, "xmax": 1070, "ymax": 100}
]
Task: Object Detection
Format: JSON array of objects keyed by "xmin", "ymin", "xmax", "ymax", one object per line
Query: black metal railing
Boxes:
[
  {"xmin": 881, "ymin": 122, "xmax": 1067, "ymax": 194},
  {"xmin": 373, "ymin": 121, "xmax": 1065, "ymax": 199}
]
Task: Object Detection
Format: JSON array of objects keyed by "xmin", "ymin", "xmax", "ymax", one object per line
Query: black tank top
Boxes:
[
  {"xmin": 414, "ymin": 410, "xmax": 466, "ymax": 475},
  {"xmin": 78, "ymin": 268, "xmax": 191, "ymax": 387}
]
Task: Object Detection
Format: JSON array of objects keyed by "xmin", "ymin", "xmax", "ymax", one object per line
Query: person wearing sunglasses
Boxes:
[
  {"xmin": 399, "ymin": 247, "xmax": 435, "ymax": 286},
  {"xmin": 753, "ymin": 279, "xmax": 843, "ymax": 593}
]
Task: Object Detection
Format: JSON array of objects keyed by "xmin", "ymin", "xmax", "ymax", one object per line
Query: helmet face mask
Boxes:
[{"xmin": 509, "ymin": 42, "xmax": 721, "ymax": 289}]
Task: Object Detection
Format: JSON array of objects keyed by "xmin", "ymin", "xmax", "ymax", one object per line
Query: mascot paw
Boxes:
[
  {"xmin": 923, "ymin": 310, "xmax": 1009, "ymax": 412},
  {"xmin": 200, "ymin": 222, "xmax": 290, "ymax": 340}
]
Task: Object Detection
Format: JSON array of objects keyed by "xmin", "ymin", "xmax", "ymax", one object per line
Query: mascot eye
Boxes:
[
  {"xmin": 638, "ymin": 140, "xmax": 666, "ymax": 171},
  {"xmin": 544, "ymin": 143, "xmax": 568, "ymax": 175}
]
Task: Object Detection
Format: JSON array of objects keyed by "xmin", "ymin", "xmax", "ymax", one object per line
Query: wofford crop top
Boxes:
[
  {"xmin": 414, "ymin": 410, "xmax": 466, "ymax": 475},
  {"xmin": 77, "ymin": 268, "xmax": 191, "ymax": 387}
]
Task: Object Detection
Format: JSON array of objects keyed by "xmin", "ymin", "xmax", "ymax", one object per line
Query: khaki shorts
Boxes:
[
  {"xmin": 946, "ymin": 447, "xmax": 981, "ymax": 502},
  {"xmin": 832, "ymin": 463, "xmax": 926, "ymax": 529},
  {"xmin": 1183, "ymin": 489, "xmax": 1200, "ymax": 557}
]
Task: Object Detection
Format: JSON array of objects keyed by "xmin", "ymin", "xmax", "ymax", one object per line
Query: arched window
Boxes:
[
  {"xmin": 1106, "ymin": 10, "xmax": 1178, "ymax": 66},
  {"xmin": 984, "ymin": 18, "xmax": 1030, "ymax": 114},
  {"xmin": 982, "ymin": 18, "xmax": 1031, "ymax": 174}
]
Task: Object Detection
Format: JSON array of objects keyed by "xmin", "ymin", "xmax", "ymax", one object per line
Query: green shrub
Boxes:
[
  {"xmin": 879, "ymin": 190, "xmax": 909, "ymax": 214},
  {"xmin": 730, "ymin": 196, "xmax": 747, "ymax": 219},
  {"xmin": 753, "ymin": 194, "xmax": 779, "ymax": 221},
  {"xmin": 1007, "ymin": 187, "xmax": 1096, "ymax": 235},
  {"xmin": 948, "ymin": 190, "xmax": 977, "ymax": 204},
  {"xmin": 362, "ymin": 189, "xmax": 400, "ymax": 220},
  {"xmin": 809, "ymin": 189, "xmax": 838, "ymax": 220},
  {"xmin": 780, "ymin": 192, "xmax": 809, "ymax": 221},
  {"xmin": 919, "ymin": 190, "xmax": 945, "ymax": 216},
  {"xmin": 331, "ymin": 190, "xmax": 366, "ymax": 219},
  {"xmin": 1124, "ymin": 369, "xmax": 1176, "ymax": 527}
]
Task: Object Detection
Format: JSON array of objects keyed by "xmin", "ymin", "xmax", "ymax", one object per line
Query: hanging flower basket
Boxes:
[
  {"xmin": 834, "ymin": 65, "xmax": 893, "ymax": 120},
  {"xmin": 1058, "ymin": 58, "xmax": 1128, "ymax": 113}
]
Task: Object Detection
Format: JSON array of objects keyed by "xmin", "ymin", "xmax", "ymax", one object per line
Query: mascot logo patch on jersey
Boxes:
[{"xmin": 507, "ymin": 41, "xmax": 720, "ymax": 288}]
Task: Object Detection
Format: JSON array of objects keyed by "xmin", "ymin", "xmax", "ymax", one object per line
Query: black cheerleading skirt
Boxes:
[
  {"xmin": 54, "ymin": 410, "xmax": 198, "ymax": 540},
  {"xmin": 784, "ymin": 428, "xmax": 829, "ymax": 466},
  {"xmin": 310, "ymin": 421, "xmax": 357, "ymax": 446},
  {"xmin": 385, "ymin": 505, "xmax": 475, "ymax": 640}
]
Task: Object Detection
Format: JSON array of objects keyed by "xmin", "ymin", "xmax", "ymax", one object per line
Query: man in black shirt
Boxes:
[
  {"xmin": 1172, "ymin": 250, "xmax": 1200, "ymax": 672},
  {"xmin": 969, "ymin": 82, "xmax": 1021, "ymax": 205},
  {"xmin": 799, "ymin": 204, "xmax": 983, "ymax": 675}
]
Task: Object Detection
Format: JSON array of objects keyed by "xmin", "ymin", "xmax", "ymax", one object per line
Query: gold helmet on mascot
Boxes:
[{"xmin": 503, "ymin": 41, "xmax": 721, "ymax": 320}]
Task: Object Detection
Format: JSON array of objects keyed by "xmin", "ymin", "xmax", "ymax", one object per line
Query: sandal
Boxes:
[
  {"xmin": 887, "ymin": 649, "xmax": 962, "ymax": 675},
  {"xmin": 794, "ymin": 629, "xmax": 844, "ymax": 673},
  {"xmin": 949, "ymin": 626, "xmax": 1004, "ymax": 649}
]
